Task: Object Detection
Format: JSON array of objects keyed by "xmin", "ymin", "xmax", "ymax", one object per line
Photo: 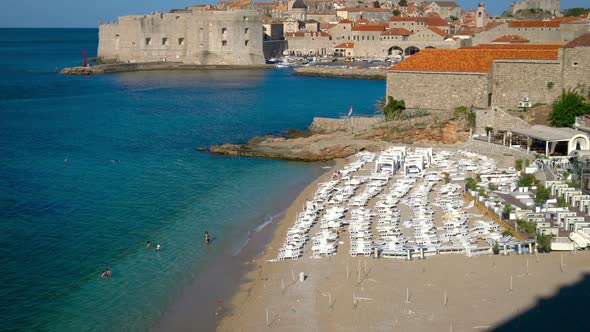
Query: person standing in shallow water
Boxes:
[{"xmin": 204, "ymin": 231, "xmax": 210, "ymax": 245}]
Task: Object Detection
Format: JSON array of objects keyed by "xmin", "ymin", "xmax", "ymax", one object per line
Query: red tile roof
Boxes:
[
  {"xmin": 454, "ymin": 27, "xmax": 474, "ymax": 35},
  {"xmin": 508, "ymin": 20, "xmax": 560, "ymax": 28},
  {"xmin": 334, "ymin": 42, "xmax": 355, "ymax": 48},
  {"xmin": 464, "ymin": 44, "xmax": 564, "ymax": 50},
  {"xmin": 339, "ymin": 19, "xmax": 353, "ymax": 24},
  {"xmin": 381, "ymin": 28, "xmax": 413, "ymax": 36},
  {"xmin": 428, "ymin": 27, "xmax": 451, "ymax": 38},
  {"xmin": 352, "ymin": 23, "xmax": 388, "ymax": 31},
  {"xmin": 492, "ymin": 35, "xmax": 530, "ymax": 43},
  {"xmin": 562, "ymin": 33, "xmax": 590, "ymax": 48},
  {"xmin": 389, "ymin": 48, "xmax": 559, "ymax": 73}
]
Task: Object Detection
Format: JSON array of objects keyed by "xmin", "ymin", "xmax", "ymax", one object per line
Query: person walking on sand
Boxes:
[{"xmin": 205, "ymin": 231, "xmax": 210, "ymax": 245}]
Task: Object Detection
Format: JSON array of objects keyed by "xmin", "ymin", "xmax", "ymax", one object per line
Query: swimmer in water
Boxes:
[
  {"xmin": 101, "ymin": 269, "xmax": 112, "ymax": 279},
  {"xmin": 205, "ymin": 231, "xmax": 210, "ymax": 245},
  {"xmin": 146, "ymin": 241, "xmax": 152, "ymax": 248},
  {"xmin": 156, "ymin": 244, "xmax": 161, "ymax": 251}
]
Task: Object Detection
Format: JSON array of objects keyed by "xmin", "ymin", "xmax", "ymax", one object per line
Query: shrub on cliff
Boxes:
[
  {"xmin": 453, "ymin": 106, "xmax": 476, "ymax": 129},
  {"xmin": 549, "ymin": 90, "xmax": 590, "ymax": 127},
  {"xmin": 383, "ymin": 96, "xmax": 406, "ymax": 120}
]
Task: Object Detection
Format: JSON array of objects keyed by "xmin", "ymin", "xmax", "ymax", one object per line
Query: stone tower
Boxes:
[
  {"xmin": 476, "ymin": 2, "xmax": 487, "ymax": 29},
  {"xmin": 291, "ymin": 0, "xmax": 307, "ymax": 22}
]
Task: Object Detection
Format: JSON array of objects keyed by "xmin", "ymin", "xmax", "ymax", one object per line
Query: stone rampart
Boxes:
[
  {"xmin": 98, "ymin": 10, "xmax": 265, "ymax": 65},
  {"xmin": 489, "ymin": 60, "xmax": 562, "ymax": 110},
  {"xmin": 474, "ymin": 107, "xmax": 532, "ymax": 134},
  {"xmin": 309, "ymin": 116, "xmax": 382, "ymax": 134},
  {"xmin": 294, "ymin": 66, "xmax": 386, "ymax": 80},
  {"xmin": 387, "ymin": 71, "xmax": 488, "ymax": 110}
]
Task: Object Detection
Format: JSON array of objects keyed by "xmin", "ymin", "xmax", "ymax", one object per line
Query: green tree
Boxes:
[
  {"xmin": 516, "ymin": 219, "xmax": 536, "ymax": 237},
  {"xmin": 534, "ymin": 185, "xmax": 550, "ymax": 206},
  {"xmin": 382, "ymin": 96, "xmax": 406, "ymax": 120},
  {"xmin": 515, "ymin": 159, "xmax": 523, "ymax": 171},
  {"xmin": 492, "ymin": 241, "xmax": 500, "ymax": 254},
  {"xmin": 502, "ymin": 204, "xmax": 512, "ymax": 220},
  {"xmin": 536, "ymin": 233, "xmax": 553, "ymax": 253},
  {"xmin": 453, "ymin": 105, "xmax": 476, "ymax": 128},
  {"xmin": 518, "ymin": 173, "xmax": 538, "ymax": 187},
  {"xmin": 392, "ymin": 9, "xmax": 401, "ymax": 16},
  {"xmin": 549, "ymin": 90, "xmax": 590, "ymax": 127},
  {"xmin": 502, "ymin": 230, "xmax": 512, "ymax": 237},
  {"xmin": 556, "ymin": 197, "xmax": 568, "ymax": 208},
  {"xmin": 562, "ymin": 7, "xmax": 590, "ymax": 17},
  {"xmin": 449, "ymin": 15, "xmax": 459, "ymax": 21},
  {"xmin": 465, "ymin": 177, "xmax": 478, "ymax": 191},
  {"xmin": 398, "ymin": 0, "xmax": 408, "ymax": 6},
  {"xmin": 373, "ymin": 0, "xmax": 381, "ymax": 8}
]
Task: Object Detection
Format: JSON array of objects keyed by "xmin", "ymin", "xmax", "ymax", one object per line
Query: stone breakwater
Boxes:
[
  {"xmin": 294, "ymin": 66, "xmax": 387, "ymax": 80},
  {"xmin": 60, "ymin": 62, "xmax": 274, "ymax": 75}
]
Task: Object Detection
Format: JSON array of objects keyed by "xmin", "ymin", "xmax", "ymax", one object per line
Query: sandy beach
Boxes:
[{"xmin": 217, "ymin": 149, "xmax": 590, "ymax": 332}]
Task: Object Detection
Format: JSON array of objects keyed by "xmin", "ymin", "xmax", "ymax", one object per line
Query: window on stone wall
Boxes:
[
  {"xmin": 178, "ymin": 38, "xmax": 185, "ymax": 45},
  {"xmin": 245, "ymin": 28, "xmax": 249, "ymax": 34},
  {"xmin": 222, "ymin": 27, "xmax": 227, "ymax": 34},
  {"xmin": 573, "ymin": 61, "xmax": 579, "ymax": 67},
  {"xmin": 245, "ymin": 40, "xmax": 249, "ymax": 46},
  {"xmin": 222, "ymin": 40, "xmax": 227, "ymax": 46},
  {"xmin": 146, "ymin": 38, "xmax": 152, "ymax": 46},
  {"xmin": 162, "ymin": 38, "xmax": 168, "ymax": 46}
]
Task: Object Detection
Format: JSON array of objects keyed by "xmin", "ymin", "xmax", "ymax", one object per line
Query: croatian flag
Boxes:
[{"xmin": 348, "ymin": 105, "xmax": 353, "ymax": 118}]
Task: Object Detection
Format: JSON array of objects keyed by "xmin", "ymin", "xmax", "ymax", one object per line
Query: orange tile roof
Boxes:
[
  {"xmin": 334, "ymin": 42, "xmax": 355, "ymax": 48},
  {"xmin": 389, "ymin": 48, "xmax": 558, "ymax": 73},
  {"xmin": 455, "ymin": 27, "xmax": 474, "ymax": 35},
  {"xmin": 381, "ymin": 28, "xmax": 413, "ymax": 36},
  {"xmin": 325, "ymin": 23, "xmax": 337, "ymax": 29},
  {"xmin": 551, "ymin": 16, "xmax": 581, "ymax": 22},
  {"xmin": 253, "ymin": 1, "xmax": 277, "ymax": 5},
  {"xmin": 562, "ymin": 33, "xmax": 590, "ymax": 48},
  {"xmin": 352, "ymin": 23, "xmax": 388, "ymax": 31},
  {"xmin": 464, "ymin": 43, "xmax": 563, "ymax": 50},
  {"xmin": 509, "ymin": 20, "xmax": 560, "ymax": 28},
  {"xmin": 339, "ymin": 7, "xmax": 390, "ymax": 12},
  {"xmin": 428, "ymin": 27, "xmax": 451, "ymax": 38},
  {"xmin": 339, "ymin": 19, "xmax": 353, "ymax": 24},
  {"xmin": 492, "ymin": 35, "xmax": 530, "ymax": 43}
]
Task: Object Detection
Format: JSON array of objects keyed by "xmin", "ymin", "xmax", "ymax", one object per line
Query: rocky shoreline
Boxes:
[
  {"xmin": 294, "ymin": 66, "xmax": 387, "ymax": 80},
  {"xmin": 60, "ymin": 62, "xmax": 274, "ymax": 75}
]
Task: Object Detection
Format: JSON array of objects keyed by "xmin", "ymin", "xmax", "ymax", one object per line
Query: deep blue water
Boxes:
[{"xmin": 0, "ymin": 28, "xmax": 385, "ymax": 331}]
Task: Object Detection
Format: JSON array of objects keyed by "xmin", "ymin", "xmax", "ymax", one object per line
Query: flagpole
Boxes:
[{"xmin": 351, "ymin": 115, "xmax": 354, "ymax": 135}]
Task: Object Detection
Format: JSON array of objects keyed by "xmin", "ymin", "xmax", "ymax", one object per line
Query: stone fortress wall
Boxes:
[
  {"xmin": 98, "ymin": 10, "xmax": 265, "ymax": 65},
  {"xmin": 511, "ymin": 0, "xmax": 561, "ymax": 15},
  {"xmin": 386, "ymin": 38, "xmax": 590, "ymax": 112},
  {"xmin": 386, "ymin": 71, "xmax": 489, "ymax": 110}
]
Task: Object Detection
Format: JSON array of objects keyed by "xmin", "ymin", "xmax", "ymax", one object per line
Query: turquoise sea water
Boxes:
[{"xmin": 0, "ymin": 28, "xmax": 385, "ymax": 331}]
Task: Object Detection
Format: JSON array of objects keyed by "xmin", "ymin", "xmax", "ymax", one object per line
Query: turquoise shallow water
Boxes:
[{"xmin": 0, "ymin": 28, "xmax": 385, "ymax": 331}]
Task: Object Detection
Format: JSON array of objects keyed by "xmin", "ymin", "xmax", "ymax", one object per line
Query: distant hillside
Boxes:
[{"xmin": 562, "ymin": 8, "xmax": 590, "ymax": 17}]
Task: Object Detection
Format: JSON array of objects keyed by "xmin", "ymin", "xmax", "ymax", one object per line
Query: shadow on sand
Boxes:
[{"xmin": 492, "ymin": 272, "xmax": 590, "ymax": 331}]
